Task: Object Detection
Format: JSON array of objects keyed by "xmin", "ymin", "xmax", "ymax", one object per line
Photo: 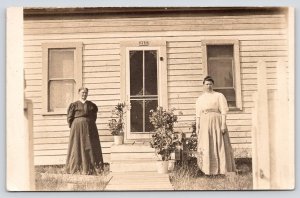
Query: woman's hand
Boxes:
[
  {"xmin": 221, "ymin": 114, "xmax": 227, "ymax": 134},
  {"xmin": 221, "ymin": 125, "xmax": 227, "ymax": 134}
]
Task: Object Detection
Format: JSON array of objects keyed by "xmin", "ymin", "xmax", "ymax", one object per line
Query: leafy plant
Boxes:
[
  {"xmin": 108, "ymin": 102, "xmax": 126, "ymax": 136},
  {"xmin": 186, "ymin": 121, "xmax": 198, "ymax": 152},
  {"xmin": 149, "ymin": 106, "xmax": 181, "ymax": 161}
]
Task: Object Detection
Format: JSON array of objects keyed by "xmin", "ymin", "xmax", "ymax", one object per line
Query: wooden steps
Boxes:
[
  {"xmin": 110, "ymin": 159, "xmax": 157, "ymax": 172},
  {"xmin": 106, "ymin": 143, "xmax": 174, "ymax": 191},
  {"xmin": 110, "ymin": 143, "xmax": 157, "ymax": 172}
]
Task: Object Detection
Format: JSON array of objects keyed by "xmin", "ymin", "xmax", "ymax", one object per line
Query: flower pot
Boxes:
[
  {"xmin": 157, "ymin": 160, "xmax": 169, "ymax": 174},
  {"xmin": 113, "ymin": 135, "xmax": 124, "ymax": 145}
]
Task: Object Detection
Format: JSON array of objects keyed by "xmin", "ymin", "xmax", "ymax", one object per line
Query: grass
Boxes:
[
  {"xmin": 35, "ymin": 164, "xmax": 110, "ymax": 191},
  {"xmin": 35, "ymin": 159, "xmax": 252, "ymax": 191},
  {"xmin": 169, "ymin": 158, "xmax": 253, "ymax": 190}
]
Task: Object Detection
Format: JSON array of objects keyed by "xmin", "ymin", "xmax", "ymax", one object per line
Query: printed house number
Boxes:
[{"xmin": 139, "ymin": 41, "xmax": 149, "ymax": 46}]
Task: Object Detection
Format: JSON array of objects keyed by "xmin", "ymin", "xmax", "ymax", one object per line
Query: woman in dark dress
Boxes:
[{"xmin": 65, "ymin": 87, "xmax": 103, "ymax": 175}]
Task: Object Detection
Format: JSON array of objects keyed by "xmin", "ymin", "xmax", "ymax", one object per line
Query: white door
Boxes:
[{"xmin": 125, "ymin": 47, "xmax": 160, "ymax": 141}]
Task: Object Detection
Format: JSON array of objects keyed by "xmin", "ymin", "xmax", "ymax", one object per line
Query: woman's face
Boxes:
[
  {"xmin": 203, "ymin": 80, "xmax": 213, "ymax": 92},
  {"xmin": 79, "ymin": 89, "xmax": 88, "ymax": 100}
]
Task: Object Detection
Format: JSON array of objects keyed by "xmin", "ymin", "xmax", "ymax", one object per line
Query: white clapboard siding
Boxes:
[
  {"xmin": 168, "ymin": 64, "xmax": 202, "ymax": 70},
  {"xmin": 24, "ymin": 15, "xmax": 286, "ymax": 28},
  {"xmin": 23, "ymin": 30, "xmax": 286, "ymax": 44},
  {"xmin": 24, "ymin": 22, "xmax": 285, "ymax": 35},
  {"xmin": 24, "ymin": 11, "xmax": 288, "ymax": 165}
]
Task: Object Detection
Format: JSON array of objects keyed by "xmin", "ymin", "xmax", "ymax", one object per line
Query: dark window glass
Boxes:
[
  {"xmin": 145, "ymin": 100, "xmax": 158, "ymax": 132},
  {"xmin": 207, "ymin": 45, "xmax": 236, "ymax": 107},
  {"xmin": 208, "ymin": 59, "xmax": 234, "ymax": 87},
  {"xmin": 207, "ymin": 45, "xmax": 233, "ymax": 57},
  {"xmin": 129, "ymin": 50, "xmax": 158, "ymax": 133},
  {"xmin": 130, "ymin": 100, "xmax": 143, "ymax": 132},
  {"xmin": 130, "ymin": 51, "xmax": 143, "ymax": 95},
  {"xmin": 144, "ymin": 50, "xmax": 158, "ymax": 95}
]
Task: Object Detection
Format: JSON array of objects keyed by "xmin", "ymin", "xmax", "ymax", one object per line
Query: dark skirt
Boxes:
[{"xmin": 65, "ymin": 117, "xmax": 103, "ymax": 174}]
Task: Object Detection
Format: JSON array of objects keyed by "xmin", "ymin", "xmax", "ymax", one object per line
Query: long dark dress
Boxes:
[{"xmin": 65, "ymin": 100, "xmax": 103, "ymax": 174}]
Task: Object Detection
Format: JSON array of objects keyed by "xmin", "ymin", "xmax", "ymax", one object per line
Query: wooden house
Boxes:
[{"xmin": 22, "ymin": 7, "xmax": 291, "ymax": 166}]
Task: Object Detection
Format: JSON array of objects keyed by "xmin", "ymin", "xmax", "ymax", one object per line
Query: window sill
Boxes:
[{"xmin": 228, "ymin": 107, "xmax": 243, "ymax": 112}]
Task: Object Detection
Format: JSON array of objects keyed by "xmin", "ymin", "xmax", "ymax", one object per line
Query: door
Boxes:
[{"xmin": 125, "ymin": 48, "xmax": 160, "ymax": 140}]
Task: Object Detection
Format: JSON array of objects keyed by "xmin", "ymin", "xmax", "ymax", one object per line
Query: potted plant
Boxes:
[
  {"xmin": 149, "ymin": 106, "xmax": 181, "ymax": 173},
  {"xmin": 108, "ymin": 102, "xmax": 126, "ymax": 145}
]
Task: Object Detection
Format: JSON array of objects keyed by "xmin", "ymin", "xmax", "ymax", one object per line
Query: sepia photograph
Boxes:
[{"xmin": 6, "ymin": 6, "xmax": 295, "ymax": 191}]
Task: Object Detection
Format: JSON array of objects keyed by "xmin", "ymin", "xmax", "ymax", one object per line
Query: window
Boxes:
[
  {"xmin": 42, "ymin": 42, "xmax": 82, "ymax": 114},
  {"xmin": 129, "ymin": 50, "xmax": 158, "ymax": 132},
  {"xmin": 202, "ymin": 40, "xmax": 242, "ymax": 110}
]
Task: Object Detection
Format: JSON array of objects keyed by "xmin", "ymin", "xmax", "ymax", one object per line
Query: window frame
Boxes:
[
  {"xmin": 127, "ymin": 47, "xmax": 160, "ymax": 133},
  {"xmin": 202, "ymin": 40, "xmax": 242, "ymax": 110},
  {"xmin": 42, "ymin": 42, "xmax": 83, "ymax": 115}
]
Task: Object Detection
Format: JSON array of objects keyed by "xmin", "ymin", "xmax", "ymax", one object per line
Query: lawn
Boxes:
[
  {"xmin": 35, "ymin": 164, "xmax": 110, "ymax": 191},
  {"xmin": 169, "ymin": 158, "xmax": 253, "ymax": 190},
  {"xmin": 35, "ymin": 159, "xmax": 252, "ymax": 191}
]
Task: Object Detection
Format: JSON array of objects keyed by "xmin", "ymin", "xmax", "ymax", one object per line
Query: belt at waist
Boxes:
[
  {"xmin": 74, "ymin": 116, "xmax": 90, "ymax": 119},
  {"xmin": 201, "ymin": 109, "xmax": 220, "ymax": 114}
]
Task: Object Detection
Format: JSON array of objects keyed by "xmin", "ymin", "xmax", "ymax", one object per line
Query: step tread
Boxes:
[
  {"xmin": 110, "ymin": 144, "xmax": 155, "ymax": 153},
  {"xmin": 110, "ymin": 159, "xmax": 157, "ymax": 163},
  {"xmin": 105, "ymin": 171, "xmax": 174, "ymax": 191}
]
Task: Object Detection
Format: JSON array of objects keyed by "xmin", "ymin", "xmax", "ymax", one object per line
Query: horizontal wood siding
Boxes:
[{"xmin": 24, "ymin": 12, "xmax": 288, "ymax": 165}]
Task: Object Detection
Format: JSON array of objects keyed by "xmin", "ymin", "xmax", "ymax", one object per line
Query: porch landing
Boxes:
[{"xmin": 105, "ymin": 143, "xmax": 174, "ymax": 191}]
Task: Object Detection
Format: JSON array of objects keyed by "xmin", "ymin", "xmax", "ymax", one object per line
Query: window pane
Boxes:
[
  {"xmin": 144, "ymin": 50, "xmax": 158, "ymax": 95},
  {"xmin": 207, "ymin": 45, "xmax": 233, "ymax": 57},
  {"xmin": 130, "ymin": 100, "xmax": 143, "ymax": 132},
  {"xmin": 145, "ymin": 100, "xmax": 158, "ymax": 132},
  {"xmin": 214, "ymin": 88, "xmax": 236, "ymax": 107},
  {"xmin": 49, "ymin": 49, "xmax": 74, "ymax": 79},
  {"xmin": 130, "ymin": 50, "xmax": 143, "ymax": 96},
  {"xmin": 49, "ymin": 80, "xmax": 74, "ymax": 112},
  {"xmin": 207, "ymin": 44, "xmax": 236, "ymax": 107},
  {"xmin": 208, "ymin": 59, "xmax": 234, "ymax": 87}
]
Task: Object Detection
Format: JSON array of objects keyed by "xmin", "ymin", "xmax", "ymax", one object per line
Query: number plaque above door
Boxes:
[{"xmin": 139, "ymin": 41, "xmax": 149, "ymax": 46}]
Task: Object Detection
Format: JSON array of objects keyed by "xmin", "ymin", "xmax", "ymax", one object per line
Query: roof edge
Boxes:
[{"xmin": 23, "ymin": 7, "xmax": 288, "ymax": 16}]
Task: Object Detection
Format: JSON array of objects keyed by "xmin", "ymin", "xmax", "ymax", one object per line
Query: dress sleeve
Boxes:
[
  {"xmin": 196, "ymin": 97, "xmax": 201, "ymax": 119},
  {"xmin": 90, "ymin": 102, "xmax": 98, "ymax": 122},
  {"xmin": 218, "ymin": 93, "xmax": 229, "ymax": 115},
  {"xmin": 67, "ymin": 103, "xmax": 75, "ymax": 128},
  {"xmin": 195, "ymin": 97, "xmax": 201, "ymax": 134}
]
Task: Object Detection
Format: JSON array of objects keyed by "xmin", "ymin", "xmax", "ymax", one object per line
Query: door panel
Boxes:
[
  {"xmin": 130, "ymin": 50, "xmax": 143, "ymax": 96},
  {"xmin": 144, "ymin": 50, "xmax": 158, "ymax": 95},
  {"xmin": 126, "ymin": 48, "xmax": 159, "ymax": 140}
]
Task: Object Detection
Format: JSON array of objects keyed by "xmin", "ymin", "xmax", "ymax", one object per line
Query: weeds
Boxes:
[
  {"xmin": 169, "ymin": 158, "xmax": 253, "ymax": 190},
  {"xmin": 35, "ymin": 160, "xmax": 253, "ymax": 191},
  {"xmin": 35, "ymin": 164, "xmax": 110, "ymax": 191}
]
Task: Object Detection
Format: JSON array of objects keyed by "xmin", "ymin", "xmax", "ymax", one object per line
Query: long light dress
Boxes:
[{"xmin": 195, "ymin": 91, "xmax": 236, "ymax": 175}]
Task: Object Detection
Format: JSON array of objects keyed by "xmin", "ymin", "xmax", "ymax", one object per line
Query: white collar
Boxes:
[{"xmin": 80, "ymin": 99, "xmax": 87, "ymax": 103}]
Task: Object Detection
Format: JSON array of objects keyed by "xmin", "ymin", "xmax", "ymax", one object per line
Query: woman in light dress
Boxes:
[{"xmin": 196, "ymin": 76, "xmax": 236, "ymax": 175}]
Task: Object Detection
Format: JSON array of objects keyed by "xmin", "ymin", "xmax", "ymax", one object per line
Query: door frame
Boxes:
[{"xmin": 120, "ymin": 40, "xmax": 167, "ymax": 142}]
